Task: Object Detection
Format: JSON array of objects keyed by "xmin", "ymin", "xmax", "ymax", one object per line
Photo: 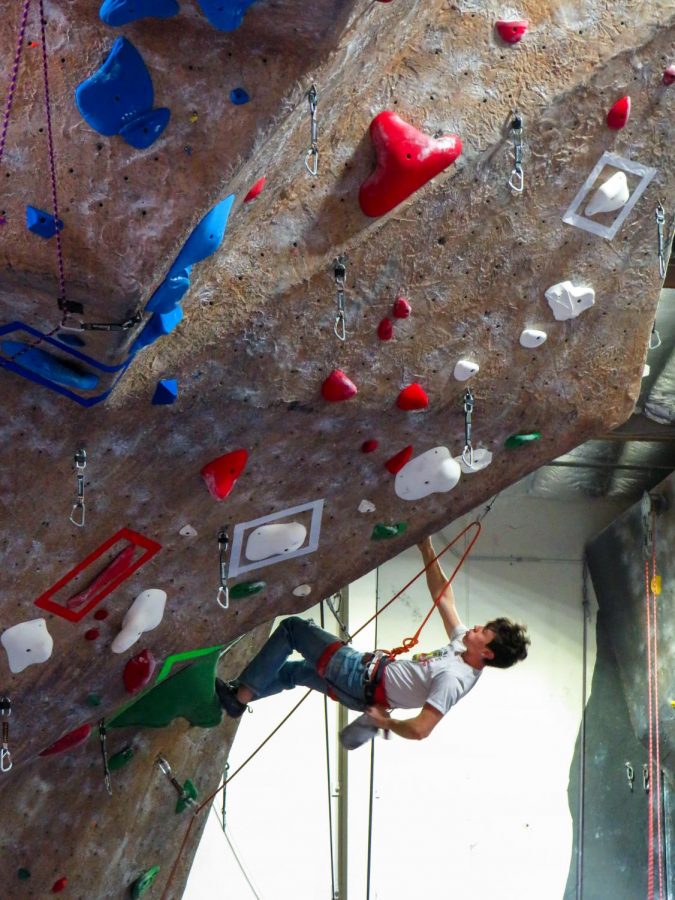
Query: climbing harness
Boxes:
[
  {"xmin": 0, "ymin": 697, "xmax": 12, "ymax": 773},
  {"xmin": 304, "ymin": 84, "xmax": 319, "ymax": 176},
  {"xmin": 461, "ymin": 387, "xmax": 474, "ymax": 468},
  {"xmin": 155, "ymin": 754, "xmax": 197, "ymax": 810},
  {"xmin": 69, "ymin": 448, "xmax": 87, "ymax": 528},
  {"xmin": 508, "ymin": 112, "xmax": 524, "ymax": 194},
  {"xmin": 216, "ymin": 527, "xmax": 230, "ymax": 610},
  {"xmin": 98, "ymin": 719, "xmax": 112, "ymax": 796},
  {"xmin": 333, "ymin": 256, "xmax": 347, "ymax": 341}
]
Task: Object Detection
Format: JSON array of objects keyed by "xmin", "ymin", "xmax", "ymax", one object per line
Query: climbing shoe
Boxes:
[
  {"xmin": 339, "ymin": 713, "xmax": 380, "ymax": 750},
  {"xmin": 215, "ymin": 678, "xmax": 247, "ymax": 719}
]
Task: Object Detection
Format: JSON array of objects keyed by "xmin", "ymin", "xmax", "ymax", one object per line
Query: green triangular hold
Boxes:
[
  {"xmin": 175, "ymin": 779, "xmax": 198, "ymax": 814},
  {"xmin": 230, "ymin": 580, "xmax": 266, "ymax": 599},
  {"xmin": 504, "ymin": 432, "xmax": 541, "ymax": 448},
  {"xmin": 130, "ymin": 865, "xmax": 160, "ymax": 899},
  {"xmin": 371, "ymin": 522, "xmax": 407, "ymax": 540},
  {"xmin": 108, "ymin": 646, "xmax": 224, "ymax": 730},
  {"xmin": 108, "ymin": 746, "xmax": 135, "ymax": 772}
]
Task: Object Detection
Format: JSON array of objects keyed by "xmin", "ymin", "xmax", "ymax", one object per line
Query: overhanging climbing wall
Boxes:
[{"xmin": 0, "ymin": 1, "xmax": 673, "ymax": 897}]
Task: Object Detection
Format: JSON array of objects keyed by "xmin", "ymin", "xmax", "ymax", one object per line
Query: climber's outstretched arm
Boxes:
[{"xmin": 418, "ymin": 536, "xmax": 461, "ymax": 639}]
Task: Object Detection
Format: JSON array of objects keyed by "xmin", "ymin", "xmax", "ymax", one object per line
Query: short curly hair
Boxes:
[{"xmin": 483, "ymin": 618, "xmax": 530, "ymax": 669}]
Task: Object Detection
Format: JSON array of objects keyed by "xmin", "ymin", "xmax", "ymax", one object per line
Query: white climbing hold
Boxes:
[
  {"xmin": 111, "ymin": 589, "xmax": 167, "ymax": 654},
  {"xmin": 642, "ymin": 364, "xmax": 650, "ymax": 378},
  {"xmin": 584, "ymin": 170, "xmax": 630, "ymax": 217},
  {"xmin": 1, "ymin": 618, "xmax": 54, "ymax": 674},
  {"xmin": 453, "ymin": 360, "xmax": 480, "ymax": 382},
  {"xmin": 293, "ymin": 584, "xmax": 312, "ymax": 597},
  {"xmin": 545, "ymin": 281, "xmax": 595, "ymax": 321},
  {"xmin": 455, "ymin": 448, "xmax": 493, "ymax": 474},
  {"xmin": 519, "ymin": 328, "xmax": 548, "ymax": 348},
  {"xmin": 395, "ymin": 447, "xmax": 461, "ymax": 501},
  {"xmin": 179, "ymin": 524, "xmax": 198, "ymax": 537},
  {"xmin": 245, "ymin": 523, "xmax": 307, "ymax": 561},
  {"xmin": 358, "ymin": 499, "xmax": 376, "ymax": 514}
]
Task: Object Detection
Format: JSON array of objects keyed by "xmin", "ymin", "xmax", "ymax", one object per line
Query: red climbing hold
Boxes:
[
  {"xmin": 123, "ymin": 648, "xmax": 157, "ymax": 694},
  {"xmin": 321, "ymin": 369, "xmax": 358, "ymax": 402},
  {"xmin": 392, "ymin": 296, "xmax": 411, "ymax": 319},
  {"xmin": 385, "ymin": 445, "xmax": 413, "ymax": 474},
  {"xmin": 606, "ymin": 96, "xmax": 631, "ymax": 130},
  {"xmin": 84, "ymin": 628, "xmax": 100, "ymax": 641},
  {"xmin": 662, "ymin": 65, "xmax": 675, "ymax": 86},
  {"xmin": 495, "ymin": 19, "xmax": 528, "ymax": 43},
  {"xmin": 359, "ymin": 111, "xmax": 462, "ymax": 218},
  {"xmin": 93, "ymin": 609, "xmax": 109, "ymax": 621},
  {"xmin": 396, "ymin": 383, "xmax": 429, "ymax": 411},
  {"xmin": 361, "ymin": 439, "xmax": 378, "ymax": 453},
  {"xmin": 377, "ymin": 318, "xmax": 393, "ymax": 341},
  {"xmin": 40, "ymin": 724, "xmax": 92, "ymax": 757},
  {"xmin": 200, "ymin": 449, "xmax": 248, "ymax": 501},
  {"xmin": 244, "ymin": 176, "xmax": 266, "ymax": 202},
  {"xmin": 51, "ymin": 877, "xmax": 68, "ymax": 893}
]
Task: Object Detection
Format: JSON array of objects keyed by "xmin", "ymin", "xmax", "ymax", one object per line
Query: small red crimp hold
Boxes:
[
  {"xmin": 51, "ymin": 877, "xmax": 68, "ymax": 894},
  {"xmin": 359, "ymin": 111, "xmax": 462, "ymax": 217},
  {"xmin": 396, "ymin": 383, "xmax": 429, "ymax": 411},
  {"xmin": 662, "ymin": 65, "xmax": 675, "ymax": 86},
  {"xmin": 361, "ymin": 439, "xmax": 378, "ymax": 453},
  {"xmin": 377, "ymin": 318, "xmax": 393, "ymax": 340},
  {"xmin": 244, "ymin": 176, "xmax": 266, "ymax": 202},
  {"xmin": 123, "ymin": 648, "xmax": 157, "ymax": 694},
  {"xmin": 392, "ymin": 296, "xmax": 411, "ymax": 319},
  {"xmin": 607, "ymin": 96, "xmax": 631, "ymax": 130},
  {"xmin": 200, "ymin": 449, "xmax": 248, "ymax": 501},
  {"xmin": 93, "ymin": 609, "xmax": 109, "ymax": 621},
  {"xmin": 321, "ymin": 369, "xmax": 358, "ymax": 402},
  {"xmin": 40, "ymin": 724, "xmax": 92, "ymax": 757},
  {"xmin": 385, "ymin": 445, "xmax": 413, "ymax": 474},
  {"xmin": 495, "ymin": 19, "xmax": 528, "ymax": 44},
  {"xmin": 84, "ymin": 628, "xmax": 100, "ymax": 641}
]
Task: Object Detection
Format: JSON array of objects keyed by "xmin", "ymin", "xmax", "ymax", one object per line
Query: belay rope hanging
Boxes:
[{"xmin": 159, "ymin": 513, "xmax": 488, "ymax": 900}]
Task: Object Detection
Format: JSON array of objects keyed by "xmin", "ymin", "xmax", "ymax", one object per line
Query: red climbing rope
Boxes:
[
  {"xmin": 0, "ymin": 0, "xmax": 31, "ymax": 169},
  {"xmin": 644, "ymin": 557, "xmax": 655, "ymax": 900},
  {"xmin": 650, "ymin": 527, "xmax": 664, "ymax": 900}
]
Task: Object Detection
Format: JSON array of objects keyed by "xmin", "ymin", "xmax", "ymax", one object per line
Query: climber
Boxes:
[{"xmin": 216, "ymin": 536, "xmax": 530, "ymax": 749}]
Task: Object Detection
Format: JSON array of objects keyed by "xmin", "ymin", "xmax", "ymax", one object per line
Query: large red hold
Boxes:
[
  {"xmin": 606, "ymin": 96, "xmax": 631, "ymax": 130},
  {"xmin": 495, "ymin": 20, "xmax": 528, "ymax": 43},
  {"xmin": 40, "ymin": 724, "xmax": 92, "ymax": 757},
  {"xmin": 663, "ymin": 66, "xmax": 675, "ymax": 86},
  {"xmin": 385, "ymin": 445, "xmax": 413, "ymax": 474},
  {"xmin": 244, "ymin": 176, "xmax": 266, "ymax": 202},
  {"xmin": 200, "ymin": 449, "xmax": 248, "ymax": 500},
  {"xmin": 123, "ymin": 648, "xmax": 157, "ymax": 694},
  {"xmin": 321, "ymin": 369, "xmax": 358, "ymax": 402},
  {"xmin": 396, "ymin": 383, "xmax": 429, "ymax": 411},
  {"xmin": 377, "ymin": 318, "xmax": 393, "ymax": 341},
  {"xmin": 359, "ymin": 112, "xmax": 462, "ymax": 217},
  {"xmin": 392, "ymin": 296, "xmax": 411, "ymax": 319}
]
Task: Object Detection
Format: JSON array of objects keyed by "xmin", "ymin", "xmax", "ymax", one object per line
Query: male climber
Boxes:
[{"xmin": 216, "ymin": 536, "xmax": 530, "ymax": 749}]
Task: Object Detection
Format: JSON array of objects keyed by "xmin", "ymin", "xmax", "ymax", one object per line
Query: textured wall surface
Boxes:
[{"xmin": 0, "ymin": 1, "xmax": 673, "ymax": 897}]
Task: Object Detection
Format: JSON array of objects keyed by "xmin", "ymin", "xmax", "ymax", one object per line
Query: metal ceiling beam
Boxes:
[{"xmin": 600, "ymin": 414, "xmax": 675, "ymax": 442}]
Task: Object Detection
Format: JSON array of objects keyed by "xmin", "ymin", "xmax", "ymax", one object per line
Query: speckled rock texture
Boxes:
[{"xmin": 0, "ymin": 1, "xmax": 673, "ymax": 896}]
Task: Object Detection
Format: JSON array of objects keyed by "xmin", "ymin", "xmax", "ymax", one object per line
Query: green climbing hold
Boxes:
[
  {"xmin": 17, "ymin": 868, "xmax": 31, "ymax": 880},
  {"xmin": 230, "ymin": 580, "xmax": 266, "ymax": 599},
  {"xmin": 155, "ymin": 643, "xmax": 224, "ymax": 684},
  {"xmin": 108, "ymin": 746, "xmax": 135, "ymax": 772},
  {"xmin": 504, "ymin": 432, "xmax": 541, "ymax": 448},
  {"xmin": 108, "ymin": 645, "xmax": 223, "ymax": 730},
  {"xmin": 86, "ymin": 693, "xmax": 102, "ymax": 707},
  {"xmin": 371, "ymin": 522, "xmax": 408, "ymax": 540},
  {"xmin": 130, "ymin": 865, "xmax": 160, "ymax": 899},
  {"xmin": 175, "ymin": 778, "xmax": 198, "ymax": 814}
]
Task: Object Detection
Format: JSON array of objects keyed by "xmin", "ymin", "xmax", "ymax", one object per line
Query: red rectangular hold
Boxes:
[{"xmin": 34, "ymin": 528, "xmax": 162, "ymax": 622}]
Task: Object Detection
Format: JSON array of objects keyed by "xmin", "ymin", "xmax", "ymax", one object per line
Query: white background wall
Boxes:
[{"xmin": 184, "ymin": 482, "xmax": 627, "ymax": 900}]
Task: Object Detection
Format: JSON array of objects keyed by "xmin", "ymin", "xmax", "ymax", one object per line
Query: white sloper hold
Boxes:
[
  {"xmin": 111, "ymin": 589, "xmax": 167, "ymax": 654},
  {"xmin": 545, "ymin": 281, "xmax": 595, "ymax": 321},
  {"xmin": 455, "ymin": 448, "xmax": 493, "ymax": 474},
  {"xmin": 584, "ymin": 170, "xmax": 630, "ymax": 217},
  {"xmin": 1, "ymin": 618, "xmax": 54, "ymax": 674},
  {"xmin": 453, "ymin": 360, "xmax": 480, "ymax": 382},
  {"xmin": 245, "ymin": 522, "xmax": 307, "ymax": 561},
  {"xmin": 358, "ymin": 499, "xmax": 376, "ymax": 514},
  {"xmin": 293, "ymin": 584, "xmax": 312, "ymax": 597},
  {"xmin": 519, "ymin": 328, "xmax": 547, "ymax": 348},
  {"xmin": 395, "ymin": 447, "xmax": 461, "ymax": 501}
]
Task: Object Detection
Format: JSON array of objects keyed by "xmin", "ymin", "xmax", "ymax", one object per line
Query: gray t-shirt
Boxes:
[{"xmin": 383, "ymin": 625, "xmax": 482, "ymax": 715}]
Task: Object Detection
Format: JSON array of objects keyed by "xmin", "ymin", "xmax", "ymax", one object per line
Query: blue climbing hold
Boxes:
[
  {"xmin": 152, "ymin": 379, "xmax": 178, "ymax": 405},
  {"xmin": 99, "ymin": 0, "xmax": 180, "ymax": 26},
  {"xmin": 130, "ymin": 306, "xmax": 184, "ymax": 355},
  {"xmin": 75, "ymin": 38, "xmax": 170, "ymax": 149},
  {"xmin": 230, "ymin": 88, "xmax": 250, "ymax": 105},
  {"xmin": 26, "ymin": 206, "xmax": 64, "ymax": 239},
  {"xmin": 197, "ymin": 0, "xmax": 257, "ymax": 30},
  {"xmin": 173, "ymin": 194, "xmax": 235, "ymax": 271},
  {"xmin": 145, "ymin": 268, "xmax": 191, "ymax": 314},
  {"xmin": 1, "ymin": 341, "xmax": 99, "ymax": 390}
]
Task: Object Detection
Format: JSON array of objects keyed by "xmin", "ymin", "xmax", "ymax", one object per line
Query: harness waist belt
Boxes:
[{"xmin": 363, "ymin": 653, "xmax": 390, "ymax": 707}]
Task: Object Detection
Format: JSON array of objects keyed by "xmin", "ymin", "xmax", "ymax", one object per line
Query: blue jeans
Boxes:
[{"xmin": 239, "ymin": 616, "xmax": 369, "ymax": 712}]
